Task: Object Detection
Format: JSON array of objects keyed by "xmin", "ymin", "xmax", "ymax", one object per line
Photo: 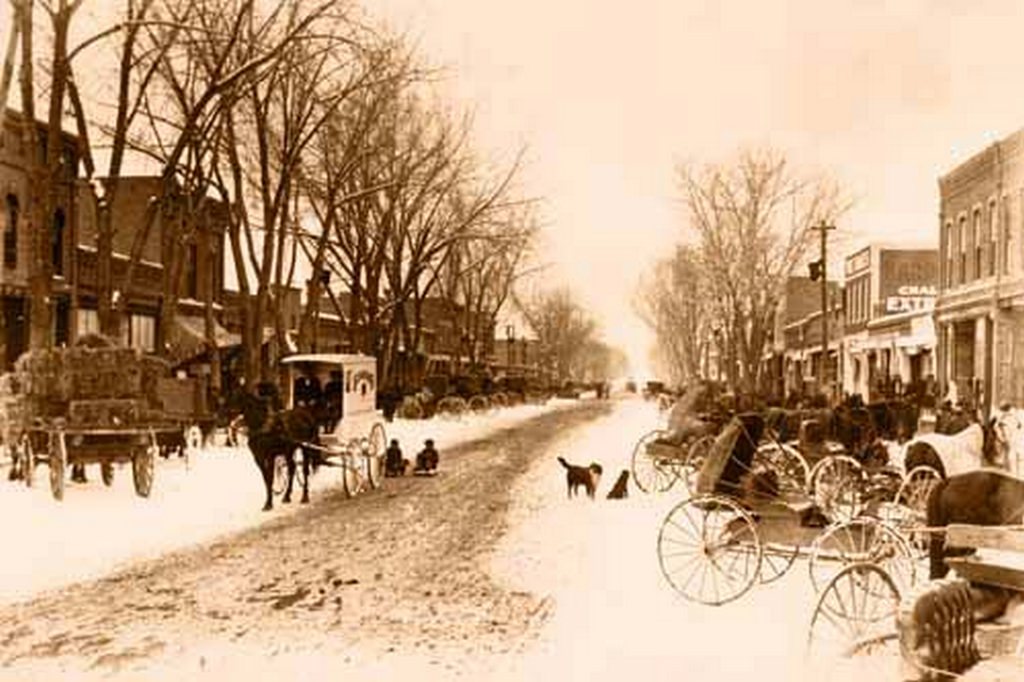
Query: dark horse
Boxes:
[
  {"xmin": 926, "ymin": 469, "xmax": 1024, "ymax": 579},
  {"xmin": 236, "ymin": 388, "xmax": 321, "ymax": 511}
]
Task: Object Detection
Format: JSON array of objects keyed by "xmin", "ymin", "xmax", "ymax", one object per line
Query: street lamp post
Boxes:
[{"xmin": 505, "ymin": 324, "xmax": 515, "ymax": 374}]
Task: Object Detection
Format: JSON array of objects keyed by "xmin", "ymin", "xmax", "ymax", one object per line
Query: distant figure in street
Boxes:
[
  {"xmin": 385, "ymin": 439, "xmax": 408, "ymax": 477},
  {"xmin": 415, "ymin": 439, "xmax": 439, "ymax": 474}
]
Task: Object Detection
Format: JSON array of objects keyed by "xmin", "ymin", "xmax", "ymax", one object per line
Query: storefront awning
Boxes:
[{"xmin": 167, "ymin": 315, "xmax": 240, "ymax": 366}]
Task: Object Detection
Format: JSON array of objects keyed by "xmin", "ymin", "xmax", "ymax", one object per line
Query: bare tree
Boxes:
[
  {"xmin": 519, "ymin": 287, "xmax": 599, "ymax": 383},
  {"xmin": 634, "ymin": 245, "xmax": 708, "ymax": 386},
  {"xmin": 676, "ymin": 148, "xmax": 846, "ymax": 393}
]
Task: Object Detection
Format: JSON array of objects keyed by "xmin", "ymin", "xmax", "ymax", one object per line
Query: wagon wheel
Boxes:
[
  {"xmin": 895, "ymin": 465, "xmax": 942, "ymax": 515},
  {"xmin": 272, "ymin": 454, "xmax": 289, "ymax": 496},
  {"xmin": 366, "ymin": 423, "xmax": 386, "ymax": 489},
  {"xmin": 21, "ymin": 434, "xmax": 34, "ymax": 488},
  {"xmin": 341, "ymin": 448, "xmax": 363, "ymax": 498},
  {"xmin": 806, "ymin": 563, "xmax": 901, "ymax": 665},
  {"xmin": 49, "ymin": 431, "xmax": 66, "ymax": 502},
  {"xmin": 755, "ymin": 442, "xmax": 811, "ymax": 496},
  {"xmin": 875, "ymin": 501, "xmax": 929, "ymax": 559},
  {"xmin": 630, "ymin": 429, "xmax": 676, "ymax": 493},
  {"xmin": 808, "ymin": 517, "xmax": 916, "ymax": 595},
  {"xmin": 760, "ymin": 542, "xmax": 801, "ymax": 584},
  {"xmin": 101, "ymin": 462, "xmax": 115, "ymax": 487},
  {"xmin": 812, "ymin": 456, "xmax": 867, "ymax": 523},
  {"xmin": 132, "ymin": 437, "xmax": 156, "ymax": 498},
  {"xmin": 657, "ymin": 495, "xmax": 762, "ymax": 605},
  {"xmin": 681, "ymin": 435, "xmax": 714, "ymax": 494}
]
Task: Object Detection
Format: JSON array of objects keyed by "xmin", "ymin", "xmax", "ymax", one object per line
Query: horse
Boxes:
[
  {"xmin": 925, "ymin": 469, "xmax": 1024, "ymax": 579},
  {"xmin": 236, "ymin": 390, "xmax": 321, "ymax": 511},
  {"xmin": 901, "ymin": 420, "xmax": 999, "ymax": 478}
]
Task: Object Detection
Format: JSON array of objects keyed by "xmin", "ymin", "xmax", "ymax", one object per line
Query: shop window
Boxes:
[
  {"xmin": 958, "ymin": 216, "xmax": 967, "ymax": 284},
  {"xmin": 973, "ymin": 209, "xmax": 982, "ymax": 280},
  {"xmin": 77, "ymin": 308, "xmax": 100, "ymax": 337},
  {"xmin": 128, "ymin": 313, "xmax": 156, "ymax": 352}
]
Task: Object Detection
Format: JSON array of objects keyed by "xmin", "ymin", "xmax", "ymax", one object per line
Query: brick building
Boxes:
[
  {"xmin": 936, "ymin": 129, "xmax": 1024, "ymax": 413},
  {"xmin": 841, "ymin": 244, "xmax": 938, "ymax": 402},
  {"xmin": 1, "ymin": 110, "xmax": 80, "ymax": 369}
]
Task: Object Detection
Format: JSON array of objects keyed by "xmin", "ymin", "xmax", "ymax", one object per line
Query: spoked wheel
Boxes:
[
  {"xmin": 101, "ymin": 462, "xmax": 115, "ymax": 487},
  {"xmin": 366, "ymin": 423, "xmax": 386, "ymax": 489},
  {"xmin": 875, "ymin": 501, "xmax": 929, "ymax": 559},
  {"xmin": 49, "ymin": 431, "xmax": 66, "ymax": 502},
  {"xmin": 272, "ymin": 454, "xmax": 289, "ymax": 496},
  {"xmin": 21, "ymin": 435, "xmax": 34, "ymax": 488},
  {"xmin": 895, "ymin": 465, "xmax": 943, "ymax": 515},
  {"xmin": 812, "ymin": 456, "xmax": 866, "ymax": 522},
  {"xmin": 341, "ymin": 448, "xmax": 364, "ymax": 498},
  {"xmin": 681, "ymin": 435, "xmax": 714, "ymax": 494},
  {"xmin": 808, "ymin": 517, "xmax": 916, "ymax": 594},
  {"xmin": 760, "ymin": 543, "xmax": 801, "ymax": 584},
  {"xmin": 657, "ymin": 495, "xmax": 762, "ymax": 605},
  {"xmin": 132, "ymin": 437, "xmax": 156, "ymax": 498},
  {"xmin": 631, "ymin": 429, "xmax": 678, "ymax": 493},
  {"xmin": 755, "ymin": 442, "xmax": 810, "ymax": 496},
  {"xmin": 806, "ymin": 563, "xmax": 901, "ymax": 667}
]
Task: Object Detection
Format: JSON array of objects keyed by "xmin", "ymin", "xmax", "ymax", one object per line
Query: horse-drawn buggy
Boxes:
[
  {"xmin": 275, "ymin": 353, "xmax": 387, "ymax": 499},
  {"xmin": 1, "ymin": 337, "xmax": 196, "ymax": 501},
  {"xmin": 656, "ymin": 412, "xmax": 919, "ymax": 606}
]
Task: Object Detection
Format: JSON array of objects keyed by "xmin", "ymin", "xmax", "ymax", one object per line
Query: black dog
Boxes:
[
  {"xmin": 557, "ymin": 456, "xmax": 603, "ymax": 499},
  {"xmin": 606, "ymin": 469, "xmax": 629, "ymax": 499}
]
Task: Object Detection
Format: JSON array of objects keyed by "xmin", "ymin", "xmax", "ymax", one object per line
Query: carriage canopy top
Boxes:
[{"xmin": 696, "ymin": 413, "xmax": 765, "ymax": 497}]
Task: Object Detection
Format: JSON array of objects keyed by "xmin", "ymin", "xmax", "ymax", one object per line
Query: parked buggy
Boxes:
[{"xmin": 656, "ymin": 413, "xmax": 918, "ymax": 606}]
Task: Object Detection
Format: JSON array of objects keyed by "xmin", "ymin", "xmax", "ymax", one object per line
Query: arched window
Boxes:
[
  {"xmin": 52, "ymin": 208, "xmax": 65, "ymax": 276},
  {"xmin": 3, "ymin": 194, "xmax": 17, "ymax": 267}
]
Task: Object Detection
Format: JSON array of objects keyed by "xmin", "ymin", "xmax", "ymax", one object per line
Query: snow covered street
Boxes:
[
  {"xmin": 0, "ymin": 400, "xmax": 578, "ymax": 606},
  {"xmin": 0, "ymin": 396, "xmax": 900, "ymax": 681}
]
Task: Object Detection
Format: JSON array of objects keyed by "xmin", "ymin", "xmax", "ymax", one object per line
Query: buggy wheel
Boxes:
[
  {"xmin": 812, "ymin": 456, "xmax": 867, "ymax": 523},
  {"xmin": 806, "ymin": 563, "xmax": 901, "ymax": 663},
  {"xmin": 681, "ymin": 435, "xmax": 714, "ymax": 494},
  {"xmin": 272, "ymin": 454, "xmax": 289, "ymax": 496},
  {"xmin": 367, "ymin": 423, "xmax": 386, "ymax": 489},
  {"xmin": 808, "ymin": 517, "xmax": 916, "ymax": 594},
  {"xmin": 630, "ymin": 429, "xmax": 676, "ymax": 493},
  {"xmin": 132, "ymin": 440, "xmax": 156, "ymax": 498},
  {"xmin": 755, "ymin": 442, "xmax": 811, "ymax": 495},
  {"xmin": 341, "ymin": 451, "xmax": 362, "ymax": 498},
  {"xmin": 21, "ymin": 435, "xmax": 34, "ymax": 488},
  {"xmin": 657, "ymin": 495, "xmax": 762, "ymax": 605},
  {"xmin": 49, "ymin": 431, "xmax": 66, "ymax": 501},
  {"xmin": 101, "ymin": 462, "xmax": 115, "ymax": 487},
  {"xmin": 895, "ymin": 465, "xmax": 942, "ymax": 515},
  {"xmin": 760, "ymin": 543, "xmax": 800, "ymax": 584}
]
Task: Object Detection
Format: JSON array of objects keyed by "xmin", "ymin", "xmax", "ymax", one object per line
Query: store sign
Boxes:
[
  {"xmin": 845, "ymin": 249, "xmax": 870, "ymax": 277},
  {"xmin": 885, "ymin": 285, "xmax": 937, "ymax": 313}
]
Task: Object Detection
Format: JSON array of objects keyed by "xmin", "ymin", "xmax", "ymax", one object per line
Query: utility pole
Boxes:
[{"xmin": 811, "ymin": 220, "xmax": 836, "ymax": 399}]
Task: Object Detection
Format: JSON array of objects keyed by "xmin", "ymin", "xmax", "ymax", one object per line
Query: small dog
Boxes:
[
  {"xmin": 557, "ymin": 456, "xmax": 603, "ymax": 499},
  {"xmin": 606, "ymin": 469, "xmax": 629, "ymax": 499}
]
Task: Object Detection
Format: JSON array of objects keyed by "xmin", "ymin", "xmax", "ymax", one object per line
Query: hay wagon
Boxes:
[
  {"xmin": 279, "ymin": 353, "xmax": 387, "ymax": 498},
  {"xmin": 656, "ymin": 413, "xmax": 918, "ymax": 606},
  {"xmin": 7, "ymin": 343, "xmax": 190, "ymax": 501}
]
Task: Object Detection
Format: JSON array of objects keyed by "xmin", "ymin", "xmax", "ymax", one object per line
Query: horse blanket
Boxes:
[{"xmin": 900, "ymin": 423, "xmax": 984, "ymax": 477}]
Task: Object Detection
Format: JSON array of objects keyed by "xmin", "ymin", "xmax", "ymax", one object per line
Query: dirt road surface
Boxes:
[{"xmin": 0, "ymin": 399, "xmax": 613, "ymax": 681}]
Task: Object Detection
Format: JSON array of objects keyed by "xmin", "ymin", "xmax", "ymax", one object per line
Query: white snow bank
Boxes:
[{"xmin": 0, "ymin": 400, "xmax": 576, "ymax": 606}]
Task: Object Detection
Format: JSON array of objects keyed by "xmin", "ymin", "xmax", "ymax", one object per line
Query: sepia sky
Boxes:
[{"xmin": 372, "ymin": 0, "xmax": 1024, "ymax": 376}]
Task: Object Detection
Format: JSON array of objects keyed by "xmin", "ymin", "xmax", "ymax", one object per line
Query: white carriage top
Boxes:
[{"xmin": 280, "ymin": 353, "xmax": 378, "ymax": 422}]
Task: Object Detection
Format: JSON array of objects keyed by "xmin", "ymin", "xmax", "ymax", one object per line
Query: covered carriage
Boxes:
[{"xmin": 278, "ymin": 353, "xmax": 387, "ymax": 497}]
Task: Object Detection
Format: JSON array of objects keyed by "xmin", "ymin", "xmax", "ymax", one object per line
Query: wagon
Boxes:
[
  {"xmin": 656, "ymin": 413, "xmax": 918, "ymax": 606},
  {"xmin": 7, "ymin": 343, "xmax": 183, "ymax": 501},
  {"xmin": 278, "ymin": 353, "xmax": 387, "ymax": 498}
]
